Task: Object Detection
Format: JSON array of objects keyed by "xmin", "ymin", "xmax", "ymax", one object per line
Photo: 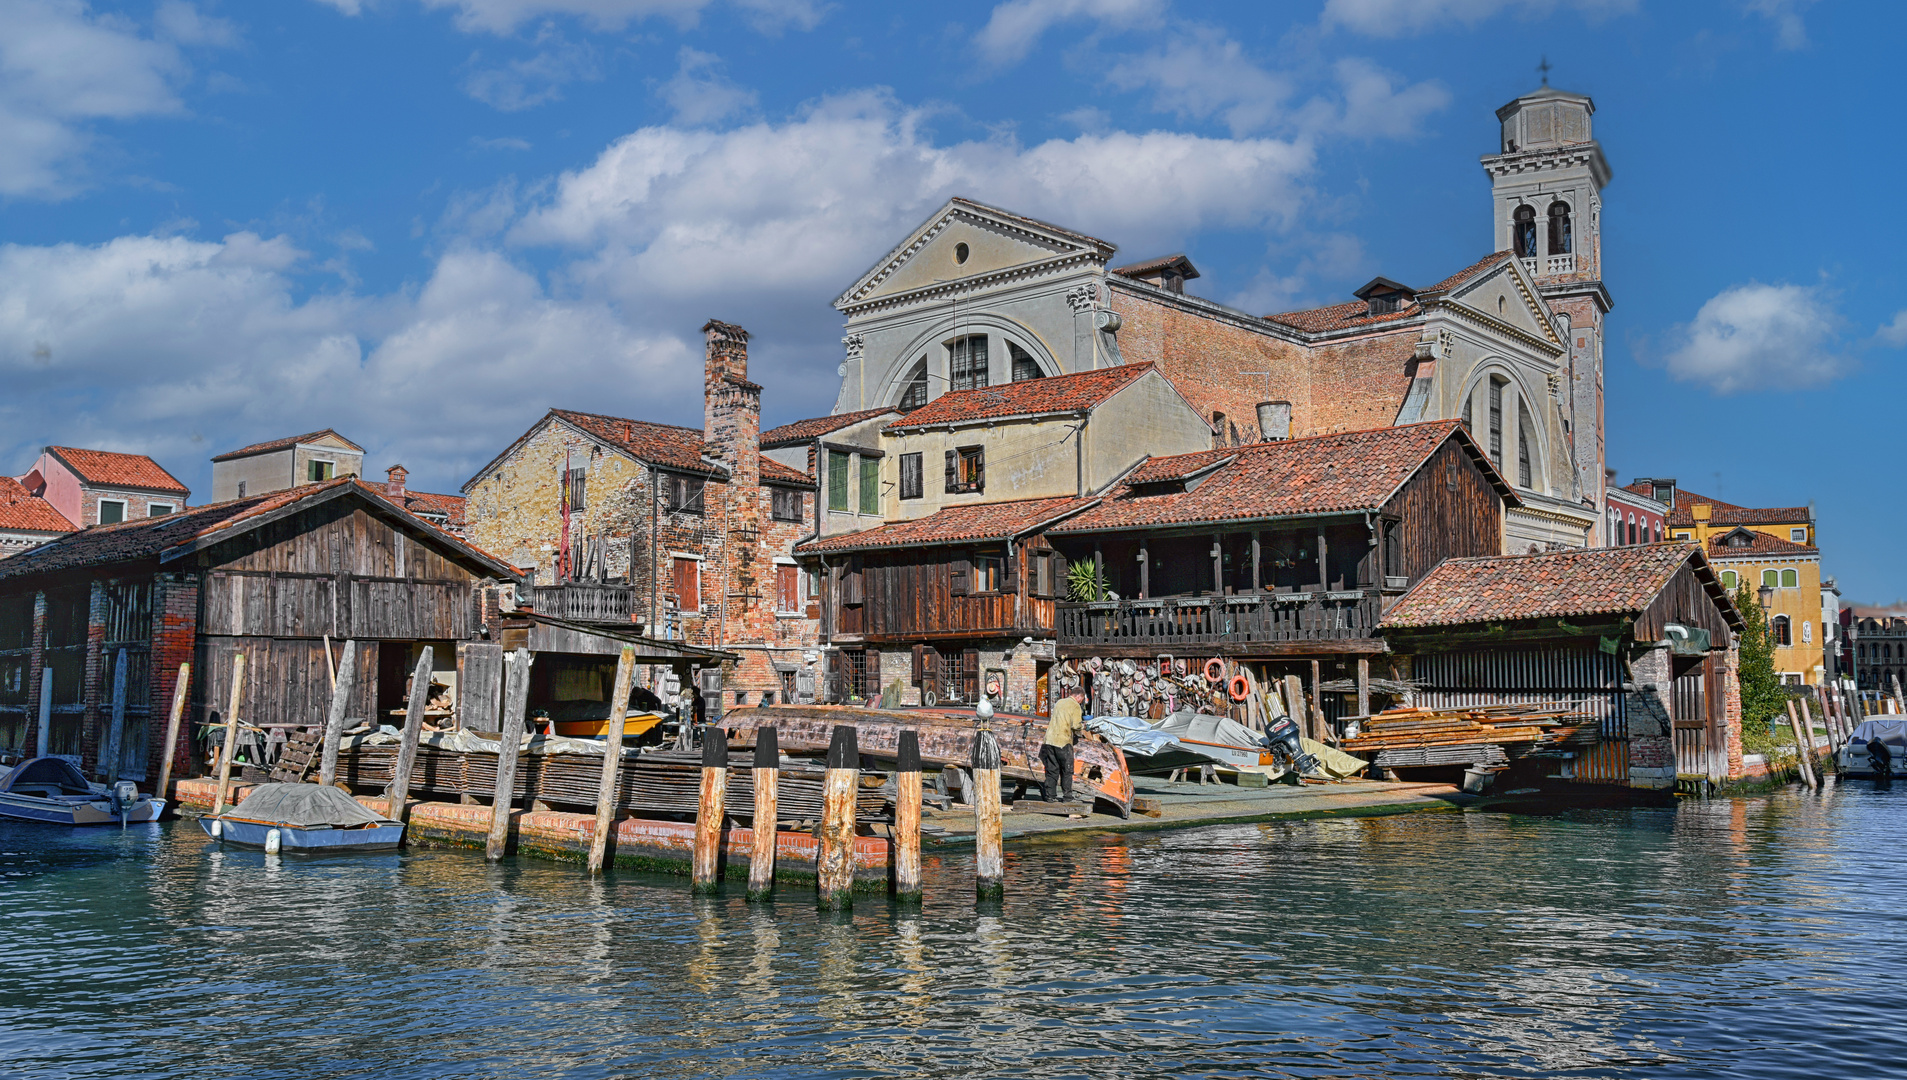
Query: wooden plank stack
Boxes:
[
  {"xmin": 268, "ymin": 727, "xmax": 324, "ymax": 783},
  {"xmin": 1340, "ymin": 704, "xmax": 1598, "ymax": 765}
]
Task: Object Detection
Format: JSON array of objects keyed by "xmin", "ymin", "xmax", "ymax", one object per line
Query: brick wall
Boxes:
[
  {"xmin": 80, "ymin": 580, "xmax": 105, "ymax": 775},
  {"xmin": 1723, "ymin": 642, "xmax": 1744, "ymax": 778},
  {"xmin": 1625, "ymin": 644, "xmax": 1677, "ymax": 789},
  {"xmin": 79, "ymin": 488, "xmax": 182, "ymax": 526},
  {"xmin": 24, "ymin": 590, "xmax": 46, "ymax": 753},
  {"xmin": 148, "ymin": 572, "xmax": 200, "ymax": 781}
]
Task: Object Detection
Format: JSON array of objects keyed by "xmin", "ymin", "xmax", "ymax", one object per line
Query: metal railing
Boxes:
[{"xmin": 1055, "ymin": 591, "xmax": 1384, "ymax": 649}]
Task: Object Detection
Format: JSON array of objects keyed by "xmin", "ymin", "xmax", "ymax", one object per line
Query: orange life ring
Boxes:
[
  {"xmin": 1203, "ymin": 658, "xmax": 1224, "ymax": 683},
  {"xmin": 1228, "ymin": 674, "xmax": 1250, "ymax": 702}
]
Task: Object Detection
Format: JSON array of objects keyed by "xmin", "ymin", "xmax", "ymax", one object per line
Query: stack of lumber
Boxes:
[
  {"xmin": 267, "ymin": 727, "xmax": 324, "ymax": 783},
  {"xmin": 1340, "ymin": 704, "xmax": 1597, "ymax": 768},
  {"xmin": 338, "ymin": 744, "xmax": 887, "ymax": 823}
]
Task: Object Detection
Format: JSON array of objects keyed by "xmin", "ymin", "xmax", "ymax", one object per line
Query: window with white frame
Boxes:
[
  {"xmin": 147, "ymin": 503, "xmax": 174, "ymax": 517},
  {"xmin": 1781, "ymin": 568, "xmax": 1798, "ymax": 588},
  {"xmin": 97, "ymin": 499, "xmax": 126, "ymax": 525},
  {"xmin": 1790, "ymin": 527, "xmax": 1807, "ymax": 542}
]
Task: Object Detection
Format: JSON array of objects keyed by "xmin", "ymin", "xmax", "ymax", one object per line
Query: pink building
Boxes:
[{"xmin": 16, "ymin": 446, "xmax": 190, "ymax": 527}]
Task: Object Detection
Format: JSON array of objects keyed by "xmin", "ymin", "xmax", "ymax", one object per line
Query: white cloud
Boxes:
[
  {"xmin": 462, "ymin": 26, "xmax": 599, "ymax": 111},
  {"xmin": 1327, "ymin": 57, "xmax": 1451, "ymax": 139},
  {"xmin": 1661, "ymin": 282, "xmax": 1845, "ymax": 394},
  {"xmin": 1876, "ymin": 310, "xmax": 1907, "ymax": 348},
  {"xmin": 659, "ymin": 47, "xmax": 758, "ymax": 125},
  {"xmin": 1321, "ymin": 0, "xmax": 1637, "ymax": 38},
  {"xmin": 410, "ymin": 0, "xmax": 822, "ymax": 34},
  {"xmin": 471, "ymin": 135, "xmax": 534, "ymax": 151},
  {"xmin": 975, "ymin": 0, "xmax": 1160, "ymax": 67},
  {"xmin": 1742, "ymin": 0, "xmax": 1816, "ymax": 50},
  {"xmin": 0, "ymin": 0, "xmax": 226, "ymax": 197}
]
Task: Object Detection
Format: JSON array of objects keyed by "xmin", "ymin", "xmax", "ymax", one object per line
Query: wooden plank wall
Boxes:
[
  {"xmin": 837, "ymin": 536, "xmax": 1059, "ymax": 642},
  {"xmin": 197, "ymin": 636, "xmax": 378, "ymax": 731},
  {"xmin": 1635, "ymin": 563, "xmax": 1735, "ymax": 646},
  {"xmin": 1381, "ymin": 437, "xmax": 1504, "ymax": 582}
]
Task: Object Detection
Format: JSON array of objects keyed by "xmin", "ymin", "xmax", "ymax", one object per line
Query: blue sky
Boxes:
[{"xmin": 3, "ymin": 0, "xmax": 1898, "ymax": 600}]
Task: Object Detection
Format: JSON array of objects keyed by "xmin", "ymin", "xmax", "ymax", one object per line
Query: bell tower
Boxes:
[{"xmin": 1481, "ymin": 83, "xmax": 1614, "ymax": 539}]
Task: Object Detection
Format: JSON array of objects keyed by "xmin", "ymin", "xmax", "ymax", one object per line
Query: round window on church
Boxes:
[{"xmin": 955, "ymin": 242, "xmax": 970, "ymax": 264}]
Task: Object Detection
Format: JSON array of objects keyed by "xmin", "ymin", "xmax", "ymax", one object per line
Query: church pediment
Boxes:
[
  {"xmin": 835, "ymin": 198, "xmax": 1115, "ymax": 312},
  {"xmin": 1442, "ymin": 260, "xmax": 1563, "ymax": 352}
]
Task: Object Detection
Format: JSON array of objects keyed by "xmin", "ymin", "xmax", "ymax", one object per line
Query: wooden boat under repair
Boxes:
[
  {"xmin": 0, "ymin": 757, "xmax": 165, "ymax": 826},
  {"xmin": 723, "ymin": 705, "xmax": 1134, "ymax": 817},
  {"xmin": 200, "ymin": 783, "xmax": 404, "ymax": 852}
]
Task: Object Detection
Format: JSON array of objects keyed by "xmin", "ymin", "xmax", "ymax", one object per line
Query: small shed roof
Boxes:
[
  {"xmin": 1379, "ymin": 543, "xmax": 1743, "ymax": 633},
  {"xmin": 797, "ymin": 495, "xmax": 1100, "ymax": 554},
  {"xmin": 211, "ymin": 428, "xmax": 362, "ymax": 462},
  {"xmin": 44, "ymin": 446, "xmax": 189, "ymax": 493}
]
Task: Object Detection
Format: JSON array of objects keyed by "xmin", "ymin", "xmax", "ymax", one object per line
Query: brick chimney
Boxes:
[
  {"xmin": 385, "ymin": 464, "xmax": 408, "ymax": 499},
  {"xmin": 702, "ymin": 319, "xmax": 760, "ymax": 490}
]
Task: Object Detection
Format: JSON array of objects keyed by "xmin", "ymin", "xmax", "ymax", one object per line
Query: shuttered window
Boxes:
[
  {"xmin": 827, "ymin": 451, "xmax": 849, "ymax": 511},
  {"xmin": 899, "ymin": 452, "xmax": 922, "ymax": 499},
  {"xmin": 776, "ymin": 565, "xmax": 799, "ymax": 613},
  {"xmin": 859, "ymin": 455, "xmax": 880, "ymax": 515},
  {"xmin": 945, "ymin": 446, "xmax": 984, "ymax": 494},
  {"xmin": 673, "ymin": 557, "xmax": 700, "ymax": 612},
  {"xmin": 770, "ymin": 487, "xmax": 803, "ymax": 522}
]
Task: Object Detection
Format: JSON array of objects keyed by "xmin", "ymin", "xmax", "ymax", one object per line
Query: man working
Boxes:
[{"xmin": 1041, "ymin": 686, "xmax": 1086, "ymax": 802}]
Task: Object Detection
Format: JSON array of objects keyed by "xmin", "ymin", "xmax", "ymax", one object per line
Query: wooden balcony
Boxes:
[
  {"xmin": 1055, "ymin": 590, "xmax": 1386, "ymax": 656},
  {"xmin": 530, "ymin": 583, "xmax": 640, "ymax": 625}
]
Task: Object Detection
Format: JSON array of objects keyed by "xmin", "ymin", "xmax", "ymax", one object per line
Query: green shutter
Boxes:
[
  {"xmin": 828, "ymin": 451, "xmax": 849, "ymax": 511},
  {"xmin": 859, "ymin": 455, "xmax": 880, "ymax": 515}
]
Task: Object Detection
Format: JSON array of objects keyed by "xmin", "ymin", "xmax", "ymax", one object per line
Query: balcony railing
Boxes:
[
  {"xmin": 1055, "ymin": 590, "xmax": 1384, "ymax": 650},
  {"xmin": 531, "ymin": 583, "xmax": 639, "ymax": 624},
  {"xmin": 1521, "ymin": 254, "xmax": 1577, "ymax": 276}
]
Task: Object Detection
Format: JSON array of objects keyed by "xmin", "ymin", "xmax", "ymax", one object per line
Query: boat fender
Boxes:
[
  {"xmin": 209, "ymin": 818, "xmax": 222, "ymax": 839},
  {"xmin": 1203, "ymin": 659, "xmax": 1224, "ymax": 683},
  {"xmin": 1228, "ymin": 674, "xmax": 1250, "ymax": 702},
  {"xmin": 264, "ymin": 828, "xmax": 282, "ymax": 855}
]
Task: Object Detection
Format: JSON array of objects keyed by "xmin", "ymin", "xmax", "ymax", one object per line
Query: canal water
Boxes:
[{"xmin": 3, "ymin": 787, "xmax": 1900, "ymax": 1079}]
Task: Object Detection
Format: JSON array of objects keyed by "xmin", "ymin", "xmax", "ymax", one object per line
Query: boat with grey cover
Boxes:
[{"xmin": 200, "ymin": 783, "xmax": 404, "ymax": 852}]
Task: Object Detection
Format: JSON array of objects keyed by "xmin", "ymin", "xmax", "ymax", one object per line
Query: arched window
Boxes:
[
  {"xmin": 950, "ymin": 335, "xmax": 987, "ymax": 392},
  {"xmin": 1772, "ymin": 615, "xmax": 1792, "ymax": 647},
  {"xmin": 1008, "ymin": 341, "xmax": 1043, "ymax": 382},
  {"xmin": 1514, "ymin": 205, "xmax": 1537, "ymax": 257},
  {"xmin": 1628, "ymin": 514, "xmax": 1637, "ymax": 546},
  {"xmin": 1721, "ymin": 570, "xmax": 1738, "ymax": 588},
  {"xmin": 1762, "ymin": 569, "xmax": 1779, "ymax": 588},
  {"xmin": 899, "ymin": 359, "xmax": 928, "ymax": 411},
  {"xmin": 1487, "ymin": 376, "xmax": 1505, "ymax": 466},
  {"xmin": 1517, "ymin": 402, "xmax": 1536, "ymax": 488},
  {"xmin": 1608, "ymin": 507, "xmax": 1620, "ymax": 544},
  {"xmin": 1781, "ymin": 568, "xmax": 1798, "ymax": 588},
  {"xmin": 1547, "ymin": 201, "xmax": 1572, "ymax": 255}
]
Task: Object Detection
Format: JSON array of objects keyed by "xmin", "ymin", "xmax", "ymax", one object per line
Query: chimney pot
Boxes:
[{"xmin": 385, "ymin": 464, "xmax": 408, "ymax": 499}]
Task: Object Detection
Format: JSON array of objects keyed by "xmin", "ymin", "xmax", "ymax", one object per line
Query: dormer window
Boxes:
[
  {"xmin": 1353, "ymin": 276, "xmax": 1414, "ymax": 318},
  {"xmin": 1368, "ymin": 294, "xmax": 1404, "ymax": 316}
]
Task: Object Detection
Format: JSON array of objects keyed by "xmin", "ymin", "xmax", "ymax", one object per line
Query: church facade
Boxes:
[{"xmin": 827, "ymin": 85, "xmax": 1613, "ymax": 555}]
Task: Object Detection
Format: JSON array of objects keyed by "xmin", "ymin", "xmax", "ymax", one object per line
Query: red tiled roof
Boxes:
[
  {"xmin": 885, "ymin": 364, "xmax": 1157, "ymax": 433},
  {"xmin": 759, "ymin": 456, "xmax": 815, "ymax": 487},
  {"xmin": 46, "ymin": 447, "xmax": 188, "ymax": 493},
  {"xmin": 762, "ymin": 408, "xmax": 900, "ymax": 447},
  {"xmin": 210, "ymin": 429, "xmax": 361, "ymax": 462},
  {"xmin": 1704, "ymin": 528, "xmax": 1818, "ymax": 558},
  {"xmin": 1634, "ymin": 485, "xmax": 1809, "ymax": 528},
  {"xmin": 1380, "ymin": 543, "xmax": 1729, "ymax": 629},
  {"xmin": 0, "ymin": 478, "xmax": 513, "ymax": 581},
  {"xmin": 796, "ymin": 496, "xmax": 1100, "ymax": 554},
  {"xmin": 0, "ymin": 477, "xmax": 76, "ymax": 534},
  {"xmin": 1110, "ymin": 253, "xmax": 1199, "ymax": 280},
  {"xmin": 1422, "ymin": 251, "xmax": 1514, "ymax": 294},
  {"xmin": 552, "ymin": 411, "xmax": 718, "ymax": 475},
  {"xmin": 399, "ymin": 489, "xmax": 466, "ymax": 527},
  {"xmin": 1263, "ymin": 298, "xmax": 1421, "ymax": 334},
  {"xmin": 1052, "ymin": 421, "xmax": 1514, "ymax": 535}
]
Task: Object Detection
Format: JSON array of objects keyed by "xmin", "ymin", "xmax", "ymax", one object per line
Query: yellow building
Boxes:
[{"xmin": 1623, "ymin": 480, "xmax": 1823, "ymax": 683}]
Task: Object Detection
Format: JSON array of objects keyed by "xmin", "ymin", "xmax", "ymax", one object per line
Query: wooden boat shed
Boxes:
[
  {"xmin": 1377, "ymin": 543, "xmax": 1745, "ymax": 788},
  {"xmin": 0, "ymin": 478, "xmax": 727, "ymax": 785}
]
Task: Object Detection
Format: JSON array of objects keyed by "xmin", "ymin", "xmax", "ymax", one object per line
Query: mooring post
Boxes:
[
  {"xmin": 692, "ymin": 725, "xmax": 730, "ymax": 895},
  {"xmin": 1805, "ymin": 694, "xmax": 1834, "ymax": 757},
  {"xmin": 388, "ymin": 646, "xmax": 432, "ymax": 826},
  {"xmin": 101, "ymin": 647, "xmax": 128, "ymax": 783},
  {"xmin": 747, "ymin": 724, "xmax": 780, "ymax": 901},
  {"xmin": 894, "ymin": 729, "xmax": 923, "ymax": 904},
  {"xmin": 212, "ymin": 653, "xmax": 246, "ymax": 816},
  {"xmin": 1785, "ymin": 700, "xmax": 1817, "ymax": 789},
  {"xmin": 973, "ymin": 728, "xmax": 1004, "ymax": 901},
  {"xmin": 588, "ymin": 645, "xmax": 636, "ymax": 874},
  {"xmin": 485, "ymin": 648, "xmax": 532, "ymax": 862},
  {"xmin": 318, "ymin": 640, "xmax": 358, "ymax": 787},
  {"xmin": 816, "ymin": 724, "xmax": 860, "ymax": 911},
  {"xmin": 156, "ymin": 662, "xmax": 191, "ymax": 802}
]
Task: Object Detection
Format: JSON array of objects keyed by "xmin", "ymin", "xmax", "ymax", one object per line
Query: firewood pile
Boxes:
[{"xmin": 1340, "ymin": 704, "xmax": 1598, "ymax": 761}]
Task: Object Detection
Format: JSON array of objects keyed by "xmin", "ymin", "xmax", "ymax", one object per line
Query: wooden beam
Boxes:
[
  {"xmin": 387, "ymin": 646, "xmax": 432, "ymax": 827},
  {"xmin": 318, "ymin": 640, "xmax": 357, "ymax": 787},
  {"xmin": 156, "ymin": 662, "xmax": 191, "ymax": 801},
  {"xmin": 588, "ymin": 644, "xmax": 636, "ymax": 874},
  {"xmin": 485, "ymin": 648, "xmax": 532, "ymax": 861},
  {"xmin": 212, "ymin": 653, "xmax": 245, "ymax": 817}
]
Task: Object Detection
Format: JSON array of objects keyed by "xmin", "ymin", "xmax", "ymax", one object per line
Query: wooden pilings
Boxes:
[
  {"xmin": 747, "ymin": 725, "xmax": 779, "ymax": 901},
  {"xmin": 485, "ymin": 648, "xmax": 531, "ymax": 861},
  {"xmin": 588, "ymin": 645, "xmax": 636, "ymax": 874},
  {"xmin": 894, "ymin": 729, "xmax": 922, "ymax": 905},
  {"xmin": 973, "ymin": 728, "xmax": 1004, "ymax": 902},
  {"xmin": 101, "ymin": 647, "xmax": 127, "ymax": 782},
  {"xmin": 692, "ymin": 725, "xmax": 730, "ymax": 895},
  {"xmin": 156, "ymin": 662, "xmax": 190, "ymax": 801},
  {"xmin": 318, "ymin": 640, "xmax": 358, "ymax": 787},
  {"xmin": 1785, "ymin": 700, "xmax": 1818, "ymax": 790},
  {"xmin": 388, "ymin": 646, "xmax": 432, "ymax": 826},
  {"xmin": 212, "ymin": 653, "xmax": 246, "ymax": 816},
  {"xmin": 816, "ymin": 725, "xmax": 859, "ymax": 911}
]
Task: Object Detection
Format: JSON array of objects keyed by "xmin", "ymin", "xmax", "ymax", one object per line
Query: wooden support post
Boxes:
[
  {"xmin": 212, "ymin": 653, "xmax": 246, "ymax": 816},
  {"xmin": 1138, "ymin": 545, "xmax": 1149, "ymax": 599},
  {"xmin": 1805, "ymin": 694, "xmax": 1834, "ymax": 756},
  {"xmin": 485, "ymin": 648, "xmax": 531, "ymax": 862},
  {"xmin": 1250, "ymin": 532, "xmax": 1261, "ymax": 593},
  {"xmin": 894, "ymin": 729, "xmax": 922, "ymax": 904},
  {"xmin": 35, "ymin": 668, "xmax": 51, "ymax": 759},
  {"xmin": 1356, "ymin": 657, "xmax": 1371, "ymax": 719},
  {"xmin": 156, "ymin": 662, "xmax": 190, "ymax": 801},
  {"xmin": 692, "ymin": 725, "xmax": 730, "ymax": 895},
  {"xmin": 747, "ymin": 724, "xmax": 779, "ymax": 901},
  {"xmin": 972, "ymin": 728, "xmax": 1004, "ymax": 902},
  {"xmin": 318, "ymin": 640, "xmax": 357, "ymax": 787},
  {"xmin": 1310, "ymin": 660, "xmax": 1323, "ymax": 743},
  {"xmin": 1211, "ymin": 533, "xmax": 1223, "ymax": 595},
  {"xmin": 1785, "ymin": 700, "xmax": 1817, "ymax": 790},
  {"xmin": 1283, "ymin": 674, "xmax": 1307, "ymax": 742},
  {"xmin": 101, "ymin": 647, "xmax": 127, "ymax": 782},
  {"xmin": 387, "ymin": 647, "xmax": 432, "ymax": 826},
  {"xmin": 323, "ymin": 634, "xmax": 336, "ymax": 691},
  {"xmin": 1894, "ymin": 674, "xmax": 1905, "ymax": 716},
  {"xmin": 816, "ymin": 724, "xmax": 859, "ymax": 910},
  {"xmin": 1317, "ymin": 528, "xmax": 1328, "ymax": 591},
  {"xmin": 588, "ymin": 645, "xmax": 636, "ymax": 874}
]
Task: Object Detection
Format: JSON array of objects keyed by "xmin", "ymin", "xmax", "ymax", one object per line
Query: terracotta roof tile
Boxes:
[
  {"xmin": 1052, "ymin": 421, "xmax": 1513, "ymax": 535},
  {"xmin": 759, "ymin": 456, "xmax": 815, "ymax": 487},
  {"xmin": 398, "ymin": 489, "xmax": 466, "ymax": 527},
  {"xmin": 1262, "ymin": 298, "xmax": 1422, "ymax": 334},
  {"xmin": 1704, "ymin": 528, "xmax": 1818, "ymax": 558},
  {"xmin": 1423, "ymin": 251, "xmax": 1514, "ymax": 293},
  {"xmin": 762, "ymin": 408, "xmax": 899, "ymax": 447},
  {"xmin": 46, "ymin": 447, "xmax": 188, "ymax": 493},
  {"xmin": 1645, "ymin": 486, "xmax": 1809, "ymax": 528},
  {"xmin": 797, "ymin": 496, "xmax": 1100, "ymax": 554},
  {"xmin": 210, "ymin": 429, "xmax": 361, "ymax": 462},
  {"xmin": 0, "ymin": 477, "xmax": 76, "ymax": 534},
  {"xmin": 1379, "ymin": 543, "xmax": 1722, "ymax": 629},
  {"xmin": 885, "ymin": 364, "xmax": 1156, "ymax": 433},
  {"xmin": 552, "ymin": 410, "xmax": 718, "ymax": 475}
]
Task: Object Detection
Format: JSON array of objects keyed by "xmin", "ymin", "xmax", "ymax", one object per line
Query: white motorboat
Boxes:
[
  {"xmin": 0, "ymin": 757, "xmax": 165, "ymax": 825},
  {"xmin": 1835, "ymin": 719, "xmax": 1907, "ymax": 779}
]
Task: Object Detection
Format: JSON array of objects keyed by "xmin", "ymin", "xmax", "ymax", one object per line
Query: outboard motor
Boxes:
[
  {"xmin": 109, "ymin": 780, "xmax": 139, "ymax": 827},
  {"xmin": 1262, "ymin": 712, "xmax": 1322, "ymax": 778},
  {"xmin": 1868, "ymin": 738, "xmax": 1894, "ymax": 784}
]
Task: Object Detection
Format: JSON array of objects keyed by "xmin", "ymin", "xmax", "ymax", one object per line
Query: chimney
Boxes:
[
  {"xmin": 702, "ymin": 319, "xmax": 760, "ymax": 489},
  {"xmin": 1256, "ymin": 401, "xmax": 1292, "ymax": 441},
  {"xmin": 385, "ymin": 464, "xmax": 407, "ymax": 499}
]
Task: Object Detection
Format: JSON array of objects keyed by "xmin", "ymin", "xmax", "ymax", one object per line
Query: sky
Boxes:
[{"xmin": 2, "ymin": 0, "xmax": 1899, "ymax": 600}]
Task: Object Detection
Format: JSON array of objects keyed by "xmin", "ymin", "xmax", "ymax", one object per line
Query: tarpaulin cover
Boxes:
[
  {"xmin": 227, "ymin": 783, "xmax": 394, "ymax": 828},
  {"xmin": 1084, "ymin": 711, "xmax": 1267, "ymax": 768},
  {"xmin": 1848, "ymin": 719, "xmax": 1907, "ymax": 749},
  {"xmin": 342, "ymin": 726, "xmax": 617, "ymax": 757}
]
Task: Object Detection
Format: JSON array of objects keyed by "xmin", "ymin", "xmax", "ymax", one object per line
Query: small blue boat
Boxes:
[
  {"xmin": 200, "ymin": 783, "xmax": 404, "ymax": 852},
  {"xmin": 0, "ymin": 757, "xmax": 165, "ymax": 826}
]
